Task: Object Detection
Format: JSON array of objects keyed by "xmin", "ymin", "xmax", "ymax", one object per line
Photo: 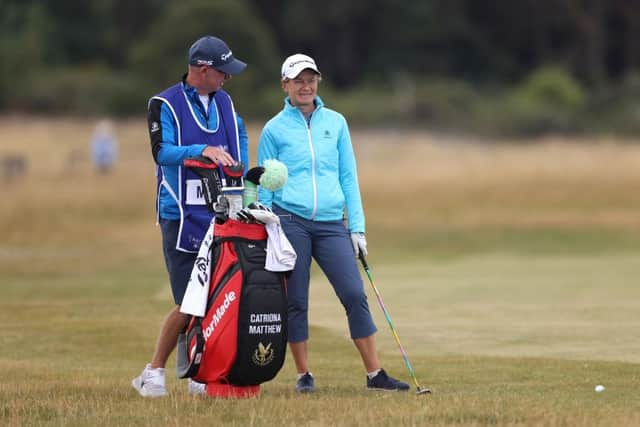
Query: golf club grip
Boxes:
[{"xmin": 359, "ymin": 252, "xmax": 369, "ymax": 270}]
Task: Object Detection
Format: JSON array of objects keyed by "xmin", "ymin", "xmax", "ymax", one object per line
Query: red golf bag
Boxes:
[{"xmin": 177, "ymin": 219, "xmax": 288, "ymax": 397}]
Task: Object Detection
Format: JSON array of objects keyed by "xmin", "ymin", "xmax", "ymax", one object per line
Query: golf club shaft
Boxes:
[{"xmin": 358, "ymin": 253, "xmax": 425, "ymax": 391}]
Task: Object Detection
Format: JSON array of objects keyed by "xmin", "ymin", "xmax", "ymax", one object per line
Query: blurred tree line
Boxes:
[{"xmin": 2, "ymin": 0, "xmax": 640, "ymax": 135}]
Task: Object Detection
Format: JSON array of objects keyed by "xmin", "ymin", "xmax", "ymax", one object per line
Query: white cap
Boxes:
[{"xmin": 281, "ymin": 54, "xmax": 321, "ymax": 80}]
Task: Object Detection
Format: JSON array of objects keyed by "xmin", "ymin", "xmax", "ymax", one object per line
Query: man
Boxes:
[{"xmin": 132, "ymin": 35, "xmax": 248, "ymax": 397}]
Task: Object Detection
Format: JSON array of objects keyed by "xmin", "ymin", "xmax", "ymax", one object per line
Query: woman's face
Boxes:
[{"xmin": 282, "ymin": 69, "xmax": 320, "ymax": 108}]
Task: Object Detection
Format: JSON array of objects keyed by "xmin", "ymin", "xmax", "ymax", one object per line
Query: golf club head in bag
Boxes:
[
  {"xmin": 243, "ymin": 166, "xmax": 265, "ymax": 207},
  {"xmin": 213, "ymin": 194, "xmax": 230, "ymax": 223},
  {"xmin": 245, "ymin": 166, "xmax": 265, "ymax": 185},
  {"xmin": 219, "ymin": 163, "xmax": 244, "ymax": 219},
  {"xmin": 221, "ymin": 163, "xmax": 245, "ymax": 191},
  {"xmin": 183, "ymin": 156, "xmax": 222, "ymax": 212}
]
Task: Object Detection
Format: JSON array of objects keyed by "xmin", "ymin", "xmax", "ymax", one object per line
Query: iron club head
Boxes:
[{"xmin": 416, "ymin": 387, "xmax": 431, "ymax": 395}]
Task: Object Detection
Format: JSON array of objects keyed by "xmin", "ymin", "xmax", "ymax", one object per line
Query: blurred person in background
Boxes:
[
  {"xmin": 132, "ymin": 35, "xmax": 248, "ymax": 397},
  {"xmin": 91, "ymin": 119, "xmax": 118, "ymax": 173},
  {"xmin": 257, "ymin": 54, "xmax": 409, "ymax": 393}
]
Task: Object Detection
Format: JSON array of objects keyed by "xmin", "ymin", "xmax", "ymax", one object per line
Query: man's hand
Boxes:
[
  {"xmin": 202, "ymin": 146, "xmax": 235, "ymax": 166},
  {"xmin": 350, "ymin": 232, "xmax": 368, "ymax": 257}
]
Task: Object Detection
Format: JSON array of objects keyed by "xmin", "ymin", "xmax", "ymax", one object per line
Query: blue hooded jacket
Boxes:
[{"xmin": 257, "ymin": 96, "xmax": 365, "ymax": 232}]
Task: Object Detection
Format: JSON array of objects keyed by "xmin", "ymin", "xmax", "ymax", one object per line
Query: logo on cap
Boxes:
[
  {"xmin": 281, "ymin": 54, "xmax": 320, "ymax": 79},
  {"xmin": 289, "ymin": 59, "xmax": 315, "ymax": 68},
  {"xmin": 221, "ymin": 51, "xmax": 232, "ymax": 62}
]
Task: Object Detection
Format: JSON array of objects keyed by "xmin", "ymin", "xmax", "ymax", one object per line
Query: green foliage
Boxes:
[
  {"xmin": 502, "ymin": 67, "xmax": 586, "ymax": 135},
  {"xmin": 514, "ymin": 66, "xmax": 585, "ymax": 111},
  {"xmin": 122, "ymin": 0, "xmax": 282, "ymax": 118},
  {"xmin": 580, "ymin": 73, "xmax": 640, "ymax": 135},
  {"xmin": 412, "ymin": 79, "xmax": 481, "ymax": 127},
  {"xmin": 2, "ymin": 0, "xmax": 640, "ymax": 137},
  {"xmin": 19, "ymin": 66, "xmax": 148, "ymax": 116},
  {"xmin": 128, "ymin": 0, "xmax": 279, "ymax": 104},
  {"xmin": 324, "ymin": 83, "xmax": 392, "ymax": 125},
  {"xmin": 0, "ymin": 2, "xmax": 51, "ymax": 107}
]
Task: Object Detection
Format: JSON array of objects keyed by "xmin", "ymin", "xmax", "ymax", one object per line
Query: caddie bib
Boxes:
[{"xmin": 152, "ymin": 84, "xmax": 240, "ymax": 252}]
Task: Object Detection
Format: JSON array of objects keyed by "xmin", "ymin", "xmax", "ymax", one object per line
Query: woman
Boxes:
[{"xmin": 257, "ymin": 54, "xmax": 409, "ymax": 393}]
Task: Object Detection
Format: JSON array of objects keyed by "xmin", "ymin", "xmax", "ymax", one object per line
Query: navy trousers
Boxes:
[{"xmin": 273, "ymin": 205, "xmax": 377, "ymax": 342}]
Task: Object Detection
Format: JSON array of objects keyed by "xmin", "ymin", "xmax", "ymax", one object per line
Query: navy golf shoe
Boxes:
[
  {"xmin": 295, "ymin": 372, "xmax": 315, "ymax": 393},
  {"xmin": 366, "ymin": 369, "xmax": 410, "ymax": 391}
]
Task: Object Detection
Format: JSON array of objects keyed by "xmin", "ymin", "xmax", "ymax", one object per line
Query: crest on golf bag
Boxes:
[{"xmin": 176, "ymin": 219, "xmax": 288, "ymax": 386}]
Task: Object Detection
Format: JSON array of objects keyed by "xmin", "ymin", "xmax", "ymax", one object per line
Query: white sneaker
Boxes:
[
  {"xmin": 131, "ymin": 364, "xmax": 168, "ymax": 397},
  {"xmin": 188, "ymin": 379, "xmax": 207, "ymax": 396}
]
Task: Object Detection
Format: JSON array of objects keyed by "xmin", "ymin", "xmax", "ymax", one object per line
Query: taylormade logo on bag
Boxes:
[{"xmin": 203, "ymin": 291, "xmax": 237, "ymax": 339}]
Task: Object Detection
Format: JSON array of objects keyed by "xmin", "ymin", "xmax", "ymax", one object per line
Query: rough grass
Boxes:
[{"xmin": 1, "ymin": 117, "xmax": 639, "ymax": 426}]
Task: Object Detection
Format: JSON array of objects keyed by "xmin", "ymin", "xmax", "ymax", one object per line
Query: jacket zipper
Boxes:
[{"xmin": 298, "ymin": 110, "xmax": 318, "ymax": 219}]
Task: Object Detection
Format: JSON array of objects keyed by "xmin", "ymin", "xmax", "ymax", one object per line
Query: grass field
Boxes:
[{"xmin": 1, "ymin": 116, "xmax": 639, "ymax": 426}]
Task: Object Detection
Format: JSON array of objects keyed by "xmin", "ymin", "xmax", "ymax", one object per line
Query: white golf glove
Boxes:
[
  {"xmin": 249, "ymin": 208, "xmax": 280, "ymax": 225},
  {"xmin": 236, "ymin": 202, "xmax": 280, "ymax": 225},
  {"xmin": 350, "ymin": 232, "xmax": 368, "ymax": 257}
]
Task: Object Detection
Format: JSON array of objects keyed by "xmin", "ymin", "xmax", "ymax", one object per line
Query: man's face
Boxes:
[
  {"xmin": 202, "ymin": 66, "xmax": 230, "ymax": 92},
  {"xmin": 282, "ymin": 69, "xmax": 319, "ymax": 108}
]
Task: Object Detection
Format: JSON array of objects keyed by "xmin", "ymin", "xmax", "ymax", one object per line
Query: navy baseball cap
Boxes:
[{"xmin": 188, "ymin": 36, "xmax": 247, "ymax": 75}]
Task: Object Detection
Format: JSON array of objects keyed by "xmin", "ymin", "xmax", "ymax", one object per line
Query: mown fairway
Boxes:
[{"xmin": 1, "ymin": 117, "xmax": 639, "ymax": 426}]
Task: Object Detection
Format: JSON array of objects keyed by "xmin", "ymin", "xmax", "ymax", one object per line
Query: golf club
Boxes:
[{"xmin": 359, "ymin": 252, "xmax": 431, "ymax": 395}]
